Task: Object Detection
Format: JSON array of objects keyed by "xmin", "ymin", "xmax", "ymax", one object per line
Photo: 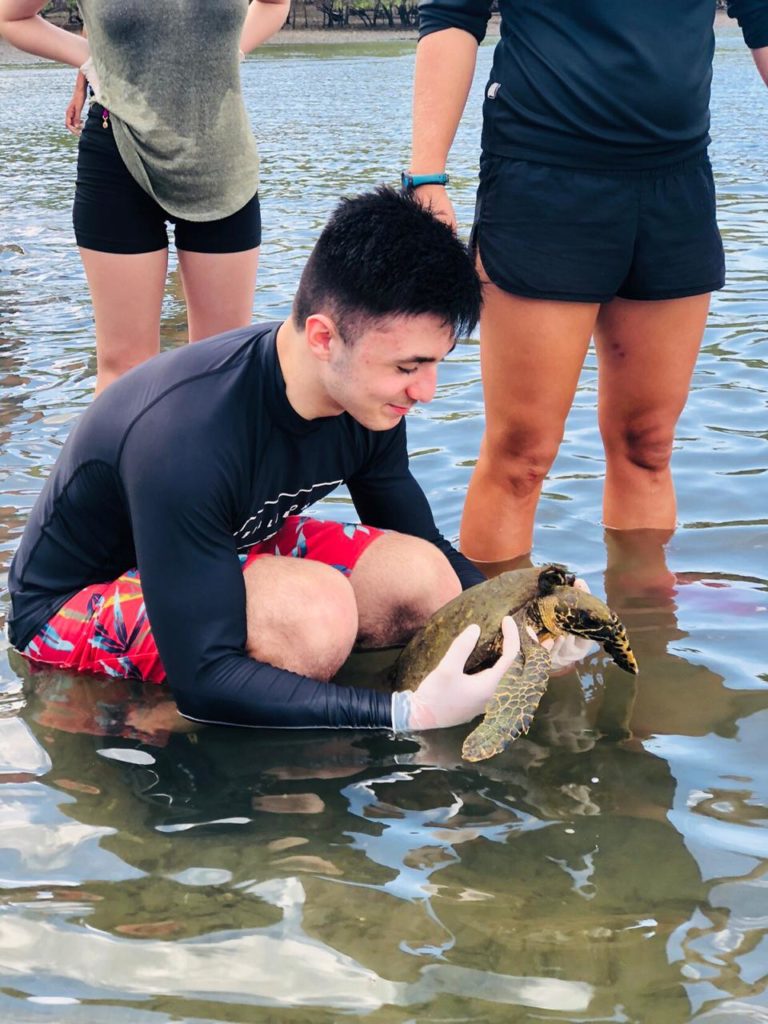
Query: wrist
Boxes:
[
  {"xmin": 391, "ymin": 691, "xmax": 413, "ymax": 732},
  {"xmin": 401, "ymin": 171, "xmax": 449, "ymax": 192}
]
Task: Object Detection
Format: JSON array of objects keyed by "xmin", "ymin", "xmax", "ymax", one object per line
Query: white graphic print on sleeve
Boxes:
[{"xmin": 234, "ymin": 479, "xmax": 343, "ymax": 547}]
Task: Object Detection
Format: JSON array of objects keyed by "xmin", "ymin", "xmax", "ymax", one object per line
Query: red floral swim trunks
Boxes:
[{"xmin": 21, "ymin": 516, "xmax": 383, "ymax": 683}]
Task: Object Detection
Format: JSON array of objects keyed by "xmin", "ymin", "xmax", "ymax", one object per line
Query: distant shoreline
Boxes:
[
  {"xmin": 263, "ymin": 26, "xmax": 421, "ymax": 45},
  {"xmin": 264, "ymin": 8, "xmax": 732, "ymax": 44},
  {"xmin": 0, "ymin": 10, "xmax": 734, "ymax": 62}
]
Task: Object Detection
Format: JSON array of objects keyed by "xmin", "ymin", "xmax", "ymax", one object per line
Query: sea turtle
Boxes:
[{"xmin": 391, "ymin": 564, "xmax": 638, "ymax": 762}]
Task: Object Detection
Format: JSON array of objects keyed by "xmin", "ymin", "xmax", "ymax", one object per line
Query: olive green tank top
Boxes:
[{"xmin": 79, "ymin": 0, "xmax": 259, "ymax": 221}]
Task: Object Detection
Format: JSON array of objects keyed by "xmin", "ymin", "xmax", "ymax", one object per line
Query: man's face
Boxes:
[{"xmin": 322, "ymin": 314, "xmax": 456, "ymax": 431}]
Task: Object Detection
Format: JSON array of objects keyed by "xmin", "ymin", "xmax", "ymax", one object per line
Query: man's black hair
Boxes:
[{"xmin": 293, "ymin": 186, "xmax": 482, "ymax": 341}]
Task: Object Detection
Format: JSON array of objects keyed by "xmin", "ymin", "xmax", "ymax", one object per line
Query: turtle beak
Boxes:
[{"xmin": 599, "ymin": 617, "xmax": 639, "ymax": 675}]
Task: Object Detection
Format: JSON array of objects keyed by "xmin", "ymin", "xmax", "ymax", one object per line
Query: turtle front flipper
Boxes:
[{"xmin": 462, "ymin": 613, "xmax": 552, "ymax": 762}]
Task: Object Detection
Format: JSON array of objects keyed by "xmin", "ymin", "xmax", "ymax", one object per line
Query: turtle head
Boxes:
[
  {"xmin": 536, "ymin": 563, "xmax": 577, "ymax": 596},
  {"xmin": 533, "ymin": 586, "xmax": 639, "ymax": 675}
]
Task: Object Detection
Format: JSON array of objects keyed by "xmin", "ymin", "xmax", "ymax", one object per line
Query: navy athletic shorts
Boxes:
[
  {"xmin": 73, "ymin": 103, "xmax": 262, "ymax": 255},
  {"xmin": 471, "ymin": 152, "xmax": 725, "ymax": 302}
]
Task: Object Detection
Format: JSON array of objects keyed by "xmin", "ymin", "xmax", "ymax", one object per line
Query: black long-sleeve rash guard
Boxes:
[
  {"xmin": 8, "ymin": 324, "xmax": 484, "ymax": 729},
  {"xmin": 418, "ymin": 0, "xmax": 768, "ymax": 170}
]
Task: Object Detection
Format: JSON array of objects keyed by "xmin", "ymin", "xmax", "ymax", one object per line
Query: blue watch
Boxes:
[{"xmin": 401, "ymin": 171, "xmax": 450, "ymax": 191}]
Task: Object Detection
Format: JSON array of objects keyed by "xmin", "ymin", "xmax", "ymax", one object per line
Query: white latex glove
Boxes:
[
  {"xmin": 79, "ymin": 56, "xmax": 103, "ymax": 104},
  {"xmin": 534, "ymin": 577, "xmax": 597, "ymax": 671},
  {"xmin": 391, "ymin": 616, "xmax": 521, "ymax": 732}
]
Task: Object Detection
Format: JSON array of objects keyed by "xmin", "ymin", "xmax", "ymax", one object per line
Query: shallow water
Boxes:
[{"xmin": 1, "ymin": 26, "xmax": 767, "ymax": 1024}]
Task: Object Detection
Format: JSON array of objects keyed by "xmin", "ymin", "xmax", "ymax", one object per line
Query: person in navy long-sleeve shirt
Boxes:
[{"xmin": 9, "ymin": 188, "xmax": 545, "ymax": 735}]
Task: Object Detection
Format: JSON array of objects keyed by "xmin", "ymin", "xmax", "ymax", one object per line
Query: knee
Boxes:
[
  {"xmin": 351, "ymin": 533, "xmax": 462, "ymax": 645},
  {"xmin": 484, "ymin": 426, "xmax": 563, "ymax": 497},
  {"xmin": 610, "ymin": 421, "xmax": 675, "ymax": 474},
  {"xmin": 297, "ymin": 579, "xmax": 359, "ymax": 678},
  {"xmin": 403, "ymin": 535, "xmax": 463, "ymax": 616},
  {"xmin": 244, "ymin": 559, "xmax": 358, "ymax": 680},
  {"xmin": 96, "ymin": 349, "xmax": 153, "ymax": 391}
]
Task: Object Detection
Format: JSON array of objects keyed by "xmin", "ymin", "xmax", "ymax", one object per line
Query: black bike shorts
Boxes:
[
  {"xmin": 73, "ymin": 103, "xmax": 261, "ymax": 255},
  {"xmin": 471, "ymin": 152, "xmax": 725, "ymax": 302}
]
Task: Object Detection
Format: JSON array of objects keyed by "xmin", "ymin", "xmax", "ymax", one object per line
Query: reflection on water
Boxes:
[{"xmin": 1, "ymin": 25, "xmax": 767, "ymax": 1024}]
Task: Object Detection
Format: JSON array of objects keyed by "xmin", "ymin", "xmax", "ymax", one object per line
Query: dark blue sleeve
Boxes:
[
  {"xmin": 418, "ymin": 0, "xmax": 492, "ymax": 44},
  {"xmin": 172, "ymin": 658, "xmax": 393, "ymax": 730},
  {"xmin": 348, "ymin": 423, "xmax": 485, "ymax": 591},
  {"xmin": 120, "ymin": 426, "xmax": 393, "ymax": 731},
  {"xmin": 727, "ymin": 0, "xmax": 768, "ymax": 48}
]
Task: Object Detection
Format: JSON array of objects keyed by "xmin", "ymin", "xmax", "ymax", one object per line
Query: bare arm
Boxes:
[
  {"xmin": 64, "ymin": 22, "xmax": 87, "ymax": 135},
  {"xmin": 752, "ymin": 45, "xmax": 768, "ymax": 86},
  {"xmin": 0, "ymin": 0, "xmax": 88, "ymax": 65},
  {"xmin": 240, "ymin": 0, "xmax": 291, "ymax": 53},
  {"xmin": 410, "ymin": 28, "xmax": 478, "ymax": 229}
]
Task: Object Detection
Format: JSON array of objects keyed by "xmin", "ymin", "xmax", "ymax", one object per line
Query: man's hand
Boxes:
[{"xmin": 391, "ymin": 615, "xmax": 521, "ymax": 731}]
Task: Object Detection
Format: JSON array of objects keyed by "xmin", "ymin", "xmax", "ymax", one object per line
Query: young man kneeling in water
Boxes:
[{"xmin": 8, "ymin": 188, "xmax": 584, "ymax": 735}]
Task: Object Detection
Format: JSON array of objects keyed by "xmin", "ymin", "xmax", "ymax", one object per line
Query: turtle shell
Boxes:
[{"xmin": 392, "ymin": 563, "xmax": 574, "ymax": 692}]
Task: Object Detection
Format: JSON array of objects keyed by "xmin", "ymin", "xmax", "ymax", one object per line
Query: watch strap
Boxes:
[{"xmin": 401, "ymin": 171, "xmax": 450, "ymax": 190}]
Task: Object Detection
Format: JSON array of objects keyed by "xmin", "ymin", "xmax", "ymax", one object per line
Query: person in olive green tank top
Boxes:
[{"xmin": 0, "ymin": 0, "xmax": 289, "ymax": 393}]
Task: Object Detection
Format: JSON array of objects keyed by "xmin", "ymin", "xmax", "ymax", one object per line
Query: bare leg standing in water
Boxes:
[{"xmin": 459, "ymin": 285, "xmax": 710, "ymax": 569}]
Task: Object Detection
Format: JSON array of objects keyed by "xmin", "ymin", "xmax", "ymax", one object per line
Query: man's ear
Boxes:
[{"xmin": 305, "ymin": 314, "xmax": 339, "ymax": 362}]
